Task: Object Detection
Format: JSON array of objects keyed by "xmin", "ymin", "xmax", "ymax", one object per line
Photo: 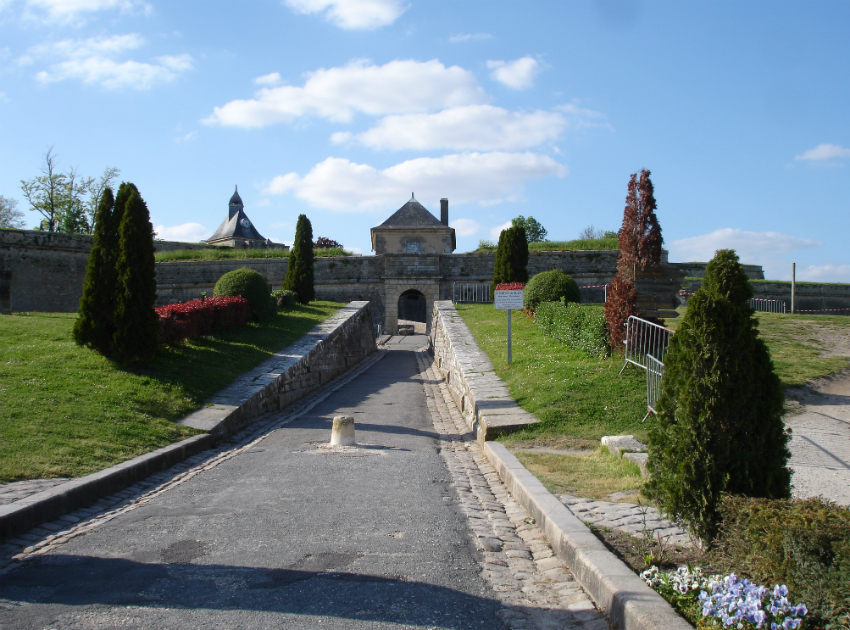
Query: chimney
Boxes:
[{"xmin": 440, "ymin": 198, "xmax": 449, "ymax": 226}]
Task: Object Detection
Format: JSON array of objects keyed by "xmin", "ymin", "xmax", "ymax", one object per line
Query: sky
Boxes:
[{"xmin": 1, "ymin": 0, "xmax": 848, "ymax": 281}]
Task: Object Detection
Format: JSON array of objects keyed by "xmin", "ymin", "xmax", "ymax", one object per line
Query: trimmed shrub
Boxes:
[
  {"xmin": 156, "ymin": 296, "xmax": 252, "ymax": 346},
  {"xmin": 73, "ymin": 186, "xmax": 118, "ymax": 355},
  {"xmin": 113, "ymin": 184, "xmax": 159, "ymax": 363},
  {"xmin": 524, "ymin": 270, "xmax": 580, "ymax": 311},
  {"xmin": 535, "ymin": 302, "xmax": 610, "ymax": 358},
  {"xmin": 709, "ymin": 496, "xmax": 850, "ymax": 629},
  {"xmin": 283, "ymin": 214, "xmax": 315, "ymax": 304},
  {"xmin": 492, "ymin": 225, "xmax": 528, "ymax": 296},
  {"xmin": 272, "ymin": 289, "xmax": 297, "ymax": 310},
  {"xmin": 644, "ymin": 249, "xmax": 790, "ymax": 542},
  {"xmin": 213, "ymin": 268, "xmax": 272, "ymax": 319}
]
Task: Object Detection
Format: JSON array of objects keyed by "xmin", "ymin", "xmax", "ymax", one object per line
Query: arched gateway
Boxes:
[{"xmin": 371, "ymin": 194, "xmax": 456, "ymax": 334}]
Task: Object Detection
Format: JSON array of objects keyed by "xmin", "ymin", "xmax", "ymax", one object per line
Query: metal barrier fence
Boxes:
[
  {"xmin": 452, "ymin": 282, "xmax": 492, "ymax": 303},
  {"xmin": 644, "ymin": 354, "xmax": 664, "ymax": 422},
  {"xmin": 749, "ymin": 298, "xmax": 786, "ymax": 314},
  {"xmin": 620, "ymin": 315, "xmax": 674, "ymax": 374}
]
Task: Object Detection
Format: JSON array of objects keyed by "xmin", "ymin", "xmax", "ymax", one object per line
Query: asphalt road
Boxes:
[{"xmin": 0, "ymin": 336, "xmax": 508, "ymax": 629}]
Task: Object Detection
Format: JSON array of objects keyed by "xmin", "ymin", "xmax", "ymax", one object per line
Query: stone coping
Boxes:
[
  {"xmin": 0, "ymin": 302, "xmax": 375, "ymax": 541},
  {"xmin": 429, "ymin": 301, "xmax": 539, "ymax": 440}
]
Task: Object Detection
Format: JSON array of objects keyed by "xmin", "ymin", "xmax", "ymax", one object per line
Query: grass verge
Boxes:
[
  {"xmin": 665, "ymin": 307, "xmax": 850, "ymax": 388},
  {"xmin": 474, "ymin": 238, "xmax": 618, "ymax": 253},
  {"xmin": 0, "ymin": 302, "xmax": 343, "ymax": 482}
]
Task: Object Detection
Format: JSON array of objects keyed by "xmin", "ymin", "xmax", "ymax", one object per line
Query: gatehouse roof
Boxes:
[{"xmin": 376, "ymin": 193, "xmax": 444, "ymax": 229}]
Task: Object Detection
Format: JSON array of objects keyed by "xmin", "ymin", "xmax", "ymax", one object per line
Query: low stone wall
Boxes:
[
  {"xmin": 429, "ymin": 300, "xmax": 539, "ymax": 441},
  {"xmin": 680, "ymin": 278, "xmax": 850, "ymax": 313},
  {"xmin": 178, "ymin": 301, "xmax": 376, "ymax": 437}
]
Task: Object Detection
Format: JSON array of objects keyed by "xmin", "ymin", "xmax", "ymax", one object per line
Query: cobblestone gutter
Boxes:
[
  {"xmin": 429, "ymin": 300, "xmax": 539, "ymax": 441},
  {"xmin": 429, "ymin": 300, "xmax": 692, "ymax": 630}
]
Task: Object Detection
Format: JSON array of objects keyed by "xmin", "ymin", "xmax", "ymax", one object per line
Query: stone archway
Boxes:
[
  {"xmin": 384, "ymin": 280, "xmax": 440, "ymax": 335},
  {"xmin": 397, "ymin": 289, "xmax": 427, "ymax": 324}
]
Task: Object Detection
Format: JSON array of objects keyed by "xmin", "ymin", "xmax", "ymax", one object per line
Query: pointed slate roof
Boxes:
[
  {"xmin": 376, "ymin": 193, "xmax": 444, "ymax": 228},
  {"xmin": 207, "ymin": 186, "xmax": 267, "ymax": 243}
]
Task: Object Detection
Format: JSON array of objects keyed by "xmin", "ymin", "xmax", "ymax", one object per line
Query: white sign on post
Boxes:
[{"xmin": 494, "ymin": 290, "xmax": 524, "ymax": 310}]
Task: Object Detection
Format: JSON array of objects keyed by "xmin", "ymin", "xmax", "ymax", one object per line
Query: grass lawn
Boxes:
[
  {"xmin": 0, "ymin": 302, "xmax": 343, "ymax": 482},
  {"xmin": 474, "ymin": 238, "xmax": 618, "ymax": 253},
  {"xmin": 665, "ymin": 307, "xmax": 850, "ymax": 389},
  {"xmin": 453, "ymin": 303, "xmax": 649, "ymax": 446}
]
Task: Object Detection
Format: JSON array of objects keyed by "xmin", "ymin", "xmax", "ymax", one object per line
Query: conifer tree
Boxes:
[
  {"xmin": 283, "ymin": 214, "xmax": 315, "ymax": 304},
  {"xmin": 113, "ymin": 186, "xmax": 159, "ymax": 362},
  {"xmin": 491, "ymin": 225, "xmax": 529, "ymax": 295},
  {"xmin": 644, "ymin": 249, "xmax": 791, "ymax": 542},
  {"xmin": 73, "ymin": 187, "xmax": 118, "ymax": 354}
]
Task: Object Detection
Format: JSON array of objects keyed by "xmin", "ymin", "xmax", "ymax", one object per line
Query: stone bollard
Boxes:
[{"xmin": 330, "ymin": 415, "xmax": 355, "ymax": 446}]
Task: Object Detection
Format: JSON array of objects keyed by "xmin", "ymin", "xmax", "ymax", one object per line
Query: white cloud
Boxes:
[
  {"xmin": 490, "ymin": 220, "xmax": 513, "ymax": 240},
  {"xmin": 23, "ymin": 34, "xmax": 192, "ymax": 90},
  {"xmin": 346, "ymin": 105, "xmax": 568, "ymax": 151},
  {"xmin": 451, "ymin": 218, "xmax": 481, "ymax": 237},
  {"xmin": 253, "ymin": 72, "xmax": 282, "ymax": 86},
  {"xmin": 487, "ymin": 56, "xmax": 540, "ymax": 90},
  {"xmin": 450, "ymin": 33, "xmax": 492, "ymax": 43},
  {"xmin": 204, "ymin": 58, "xmax": 486, "ymax": 128},
  {"xmin": 795, "ymin": 143, "xmax": 850, "ymax": 161},
  {"xmin": 796, "ymin": 264, "xmax": 850, "ymax": 283},
  {"xmin": 264, "ymin": 151, "xmax": 567, "ymax": 211},
  {"xmin": 668, "ymin": 228, "xmax": 821, "ymax": 263},
  {"xmin": 175, "ymin": 130, "xmax": 196, "ymax": 142},
  {"xmin": 283, "ymin": 0, "xmax": 407, "ymax": 30},
  {"xmin": 24, "ymin": 0, "xmax": 150, "ymax": 23},
  {"xmin": 154, "ymin": 222, "xmax": 211, "ymax": 242}
]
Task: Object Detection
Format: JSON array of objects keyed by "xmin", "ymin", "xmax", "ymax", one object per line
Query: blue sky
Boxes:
[{"xmin": 1, "ymin": 0, "xmax": 848, "ymax": 281}]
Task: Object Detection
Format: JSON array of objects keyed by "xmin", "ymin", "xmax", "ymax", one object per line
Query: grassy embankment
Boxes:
[
  {"xmin": 0, "ymin": 302, "xmax": 343, "ymax": 483},
  {"xmin": 455, "ymin": 303, "xmax": 850, "ymax": 500},
  {"xmin": 474, "ymin": 237, "xmax": 618, "ymax": 252},
  {"xmin": 155, "ymin": 247, "xmax": 349, "ymax": 262}
]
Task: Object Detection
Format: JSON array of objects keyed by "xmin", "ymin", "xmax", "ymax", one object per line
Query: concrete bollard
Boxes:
[{"xmin": 330, "ymin": 415, "xmax": 355, "ymax": 446}]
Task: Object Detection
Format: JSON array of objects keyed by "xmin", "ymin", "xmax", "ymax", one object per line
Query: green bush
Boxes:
[
  {"xmin": 645, "ymin": 249, "xmax": 790, "ymax": 542},
  {"xmin": 271, "ymin": 289, "xmax": 297, "ymax": 310},
  {"xmin": 535, "ymin": 302, "xmax": 610, "ymax": 358},
  {"xmin": 524, "ymin": 270, "xmax": 580, "ymax": 311},
  {"xmin": 709, "ymin": 496, "xmax": 850, "ymax": 629},
  {"xmin": 214, "ymin": 268, "xmax": 272, "ymax": 320}
]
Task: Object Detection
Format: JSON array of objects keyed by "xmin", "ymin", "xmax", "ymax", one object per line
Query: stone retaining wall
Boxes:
[
  {"xmin": 680, "ymin": 278, "xmax": 850, "ymax": 312},
  {"xmin": 429, "ymin": 300, "xmax": 539, "ymax": 441},
  {"xmin": 179, "ymin": 301, "xmax": 376, "ymax": 437}
]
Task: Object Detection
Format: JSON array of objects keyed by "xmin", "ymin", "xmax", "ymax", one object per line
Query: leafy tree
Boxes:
[
  {"xmin": 492, "ymin": 224, "xmax": 529, "ymax": 294},
  {"xmin": 112, "ymin": 184, "xmax": 159, "ymax": 362},
  {"xmin": 20, "ymin": 148, "xmax": 118, "ymax": 234},
  {"xmin": 0, "ymin": 195, "xmax": 26, "ymax": 228},
  {"xmin": 644, "ymin": 249, "xmax": 791, "ymax": 542},
  {"xmin": 314, "ymin": 236, "xmax": 343, "ymax": 249},
  {"xmin": 283, "ymin": 214, "xmax": 315, "ymax": 304},
  {"xmin": 73, "ymin": 187, "xmax": 118, "ymax": 354},
  {"xmin": 603, "ymin": 274, "xmax": 637, "ymax": 350},
  {"xmin": 512, "ymin": 215, "xmax": 547, "ymax": 243}
]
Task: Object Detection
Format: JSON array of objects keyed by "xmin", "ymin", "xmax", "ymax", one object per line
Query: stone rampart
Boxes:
[
  {"xmin": 179, "ymin": 301, "xmax": 376, "ymax": 436},
  {"xmin": 429, "ymin": 300, "xmax": 539, "ymax": 441},
  {"xmin": 680, "ymin": 278, "xmax": 850, "ymax": 312}
]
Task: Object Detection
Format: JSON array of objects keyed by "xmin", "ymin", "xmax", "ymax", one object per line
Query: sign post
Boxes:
[{"xmin": 494, "ymin": 283, "xmax": 524, "ymax": 365}]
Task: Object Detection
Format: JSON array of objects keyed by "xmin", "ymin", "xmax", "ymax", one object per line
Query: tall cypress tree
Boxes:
[
  {"xmin": 644, "ymin": 249, "xmax": 791, "ymax": 542},
  {"xmin": 73, "ymin": 187, "xmax": 117, "ymax": 354},
  {"xmin": 113, "ymin": 186, "xmax": 159, "ymax": 362},
  {"xmin": 491, "ymin": 225, "xmax": 528, "ymax": 294},
  {"xmin": 283, "ymin": 214, "xmax": 315, "ymax": 304}
]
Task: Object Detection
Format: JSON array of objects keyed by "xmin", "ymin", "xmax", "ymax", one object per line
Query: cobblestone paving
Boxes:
[
  {"xmin": 416, "ymin": 349, "xmax": 611, "ymax": 630},
  {"xmin": 0, "ymin": 349, "xmax": 389, "ymax": 575},
  {"xmin": 558, "ymin": 496, "xmax": 693, "ymax": 548},
  {"xmin": 0, "ymin": 478, "xmax": 71, "ymax": 506}
]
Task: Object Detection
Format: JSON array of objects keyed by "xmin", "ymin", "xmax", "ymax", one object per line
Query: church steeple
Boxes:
[{"xmin": 228, "ymin": 185, "xmax": 243, "ymax": 219}]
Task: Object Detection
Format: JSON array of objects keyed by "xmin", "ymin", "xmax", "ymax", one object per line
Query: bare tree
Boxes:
[{"xmin": 21, "ymin": 147, "xmax": 65, "ymax": 232}]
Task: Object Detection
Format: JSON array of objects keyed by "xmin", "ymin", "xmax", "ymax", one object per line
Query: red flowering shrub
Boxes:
[
  {"xmin": 495, "ymin": 282, "xmax": 525, "ymax": 291},
  {"xmin": 155, "ymin": 296, "xmax": 252, "ymax": 346}
]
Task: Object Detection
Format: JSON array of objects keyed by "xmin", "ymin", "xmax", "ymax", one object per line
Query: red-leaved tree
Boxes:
[{"xmin": 605, "ymin": 169, "xmax": 663, "ymax": 349}]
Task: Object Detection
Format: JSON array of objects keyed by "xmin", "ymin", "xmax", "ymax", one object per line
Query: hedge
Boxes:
[
  {"xmin": 535, "ymin": 302, "xmax": 610, "ymax": 358},
  {"xmin": 155, "ymin": 296, "xmax": 252, "ymax": 346}
]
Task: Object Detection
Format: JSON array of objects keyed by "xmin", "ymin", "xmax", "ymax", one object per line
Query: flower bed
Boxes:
[
  {"xmin": 642, "ymin": 565, "xmax": 809, "ymax": 629},
  {"xmin": 155, "ymin": 296, "xmax": 252, "ymax": 346}
]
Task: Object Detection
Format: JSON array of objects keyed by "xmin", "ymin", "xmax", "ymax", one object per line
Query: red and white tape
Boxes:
[
  {"xmin": 797, "ymin": 307, "xmax": 850, "ymax": 313},
  {"xmin": 579, "ymin": 284, "xmax": 608, "ymax": 289}
]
